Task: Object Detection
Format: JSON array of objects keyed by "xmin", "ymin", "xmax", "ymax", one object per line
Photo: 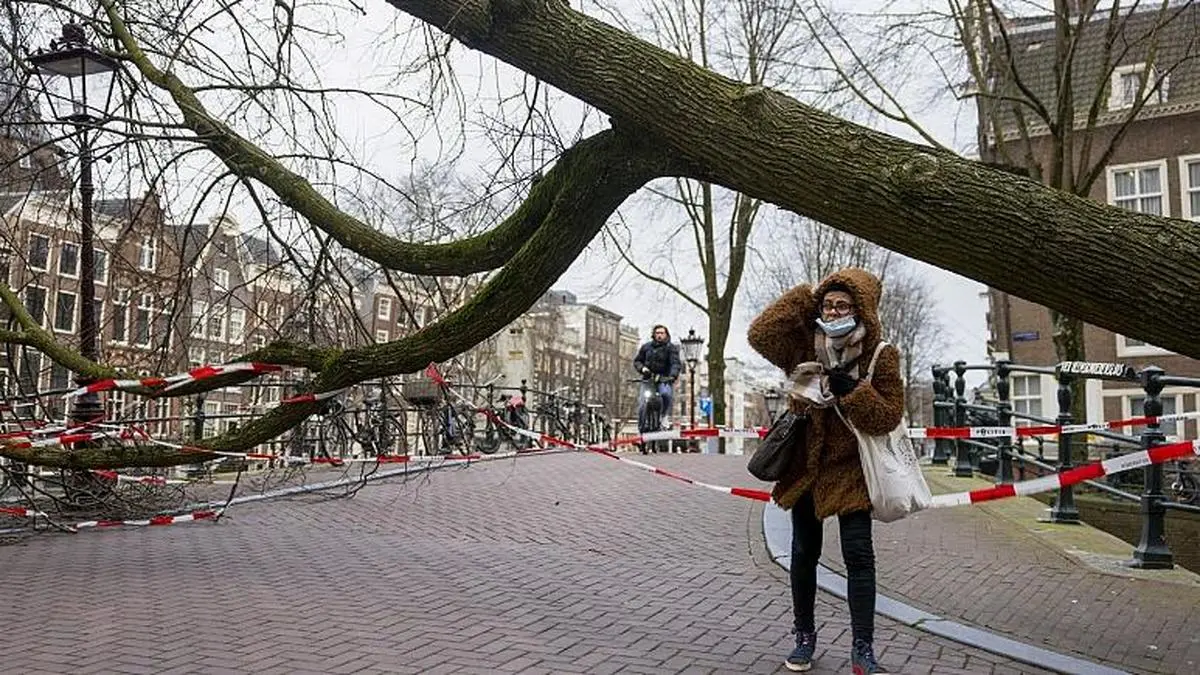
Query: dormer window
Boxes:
[{"xmin": 1109, "ymin": 63, "xmax": 1168, "ymax": 111}]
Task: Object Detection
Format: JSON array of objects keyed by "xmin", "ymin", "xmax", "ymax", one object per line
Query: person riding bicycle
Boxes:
[{"xmin": 633, "ymin": 325, "xmax": 682, "ymax": 430}]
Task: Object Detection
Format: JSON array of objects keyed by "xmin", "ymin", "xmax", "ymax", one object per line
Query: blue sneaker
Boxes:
[
  {"xmin": 851, "ymin": 638, "xmax": 887, "ymax": 675},
  {"xmin": 784, "ymin": 629, "xmax": 816, "ymax": 672}
]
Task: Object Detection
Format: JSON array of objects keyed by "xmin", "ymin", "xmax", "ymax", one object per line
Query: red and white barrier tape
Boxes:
[
  {"xmin": 0, "ymin": 504, "xmax": 221, "ymax": 531},
  {"xmin": 65, "ymin": 361, "xmax": 284, "ymax": 399},
  {"xmin": 930, "ymin": 439, "xmax": 1200, "ymax": 507},
  {"xmin": 909, "ymin": 411, "xmax": 1200, "ymax": 440}
]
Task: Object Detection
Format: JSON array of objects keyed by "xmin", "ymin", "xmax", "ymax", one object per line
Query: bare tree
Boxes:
[{"xmin": 0, "ymin": 0, "xmax": 1198, "ymax": 472}]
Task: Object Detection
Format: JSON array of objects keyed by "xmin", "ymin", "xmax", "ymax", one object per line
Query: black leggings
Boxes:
[{"xmin": 790, "ymin": 493, "xmax": 876, "ymax": 642}]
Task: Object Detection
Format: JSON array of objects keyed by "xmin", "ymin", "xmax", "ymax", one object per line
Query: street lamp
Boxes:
[
  {"xmin": 680, "ymin": 328, "xmax": 704, "ymax": 430},
  {"xmin": 28, "ymin": 22, "xmax": 121, "ymax": 428},
  {"xmin": 763, "ymin": 388, "xmax": 784, "ymax": 424}
]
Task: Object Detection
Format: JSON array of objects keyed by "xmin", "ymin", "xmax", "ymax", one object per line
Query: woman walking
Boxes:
[{"xmin": 748, "ymin": 268, "xmax": 905, "ymax": 674}]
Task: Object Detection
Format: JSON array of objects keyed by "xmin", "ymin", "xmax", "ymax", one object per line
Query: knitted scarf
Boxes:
[{"xmin": 789, "ymin": 323, "xmax": 868, "ymax": 409}]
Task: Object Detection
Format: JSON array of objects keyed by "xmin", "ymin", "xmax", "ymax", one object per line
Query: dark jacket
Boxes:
[
  {"xmin": 633, "ymin": 340, "xmax": 682, "ymax": 379},
  {"xmin": 747, "ymin": 268, "xmax": 906, "ymax": 519}
]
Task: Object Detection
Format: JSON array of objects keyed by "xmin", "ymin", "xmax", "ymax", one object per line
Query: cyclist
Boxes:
[{"xmin": 633, "ymin": 324, "xmax": 682, "ymax": 430}]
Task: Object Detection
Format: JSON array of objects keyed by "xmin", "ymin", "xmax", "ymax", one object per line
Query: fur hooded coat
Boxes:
[{"xmin": 747, "ymin": 268, "xmax": 906, "ymax": 519}]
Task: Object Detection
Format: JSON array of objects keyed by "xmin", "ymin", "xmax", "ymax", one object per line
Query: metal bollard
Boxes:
[
  {"xmin": 1129, "ymin": 366, "xmax": 1174, "ymax": 569},
  {"xmin": 1045, "ymin": 372, "xmax": 1080, "ymax": 524},
  {"xmin": 952, "ymin": 361, "xmax": 973, "ymax": 477},
  {"xmin": 994, "ymin": 359, "xmax": 1015, "ymax": 484}
]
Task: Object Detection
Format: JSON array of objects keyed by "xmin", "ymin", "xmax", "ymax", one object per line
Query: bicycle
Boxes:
[
  {"xmin": 353, "ymin": 391, "xmax": 408, "ymax": 457},
  {"xmin": 1168, "ymin": 459, "xmax": 1199, "ymax": 505},
  {"xmin": 632, "ymin": 373, "xmax": 673, "ymax": 454},
  {"xmin": 474, "ymin": 391, "xmax": 534, "ymax": 454}
]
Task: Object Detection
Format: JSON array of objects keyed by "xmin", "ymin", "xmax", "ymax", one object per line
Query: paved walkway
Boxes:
[
  {"xmin": 0, "ymin": 453, "xmax": 1049, "ymax": 674},
  {"xmin": 810, "ymin": 467, "xmax": 1200, "ymax": 674}
]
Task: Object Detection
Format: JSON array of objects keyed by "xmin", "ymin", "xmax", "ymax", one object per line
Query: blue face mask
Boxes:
[{"xmin": 816, "ymin": 315, "xmax": 857, "ymax": 338}]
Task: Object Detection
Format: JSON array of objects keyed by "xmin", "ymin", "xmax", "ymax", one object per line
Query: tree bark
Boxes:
[{"xmin": 389, "ymin": 0, "xmax": 1200, "ymax": 359}]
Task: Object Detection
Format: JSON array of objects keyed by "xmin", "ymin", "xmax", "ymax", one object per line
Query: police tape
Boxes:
[
  {"xmin": 65, "ymin": 361, "xmax": 284, "ymax": 399},
  {"xmin": 908, "ymin": 410, "xmax": 1200, "ymax": 440},
  {"xmin": 0, "ymin": 505, "xmax": 223, "ymax": 531}
]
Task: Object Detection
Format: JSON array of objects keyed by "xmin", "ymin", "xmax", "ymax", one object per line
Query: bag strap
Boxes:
[{"xmin": 864, "ymin": 341, "xmax": 890, "ymax": 383}]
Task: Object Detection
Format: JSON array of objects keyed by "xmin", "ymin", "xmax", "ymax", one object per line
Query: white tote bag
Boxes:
[{"xmin": 835, "ymin": 341, "xmax": 932, "ymax": 523}]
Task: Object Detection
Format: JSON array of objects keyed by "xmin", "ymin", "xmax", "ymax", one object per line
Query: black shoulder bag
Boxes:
[{"xmin": 747, "ymin": 411, "xmax": 806, "ymax": 482}]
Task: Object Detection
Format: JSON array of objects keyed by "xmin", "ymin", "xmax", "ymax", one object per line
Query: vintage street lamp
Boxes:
[
  {"xmin": 763, "ymin": 388, "xmax": 784, "ymax": 424},
  {"xmin": 28, "ymin": 22, "xmax": 121, "ymax": 427},
  {"xmin": 680, "ymin": 328, "xmax": 704, "ymax": 429}
]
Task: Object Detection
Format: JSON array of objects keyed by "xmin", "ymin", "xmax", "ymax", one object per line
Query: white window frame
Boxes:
[
  {"xmin": 23, "ymin": 284, "xmax": 48, "ymax": 327},
  {"xmin": 138, "ymin": 237, "xmax": 157, "ymax": 271},
  {"xmin": 1119, "ymin": 390, "xmax": 1188, "ymax": 440},
  {"xmin": 53, "ymin": 290, "xmax": 77, "ymax": 333},
  {"xmin": 1009, "ymin": 374, "xmax": 1045, "ymax": 426},
  {"xmin": 18, "ymin": 153, "xmax": 32, "ymax": 170},
  {"xmin": 189, "ymin": 346, "xmax": 206, "ymax": 367},
  {"xmin": 1178, "ymin": 153, "xmax": 1200, "ymax": 221},
  {"xmin": 1106, "ymin": 159, "xmax": 1169, "ymax": 216},
  {"xmin": 58, "ymin": 242, "xmax": 79, "ymax": 278},
  {"xmin": 133, "ymin": 294, "xmax": 154, "ymax": 347},
  {"xmin": 1108, "ymin": 63, "xmax": 1168, "ymax": 111},
  {"xmin": 377, "ymin": 296, "xmax": 392, "ymax": 320},
  {"xmin": 1115, "ymin": 334, "xmax": 1174, "ymax": 358},
  {"xmin": 92, "ymin": 248, "xmax": 108, "ymax": 286},
  {"xmin": 228, "ymin": 308, "xmax": 246, "ymax": 344},
  {"xmin": 27, "ymin": 233, "xmax": 50, "ymax": 271},
  {"xmin": 213, "ymin": 268, "xmax": 230, "ymax": 292},
  {"xmin": 110, "ymin": 288, "xmax": 130, "ymax": 344},
  {"xmin": 191, "ymin": 300, "xmax": 209, "ymax": 339},
  {"xmin": 208, "ymin": 304, "xmax": 228, "ymax": 342},
  {"xmin": 375, "ymin": 329, "xmax": 389, "ymax": 343}
]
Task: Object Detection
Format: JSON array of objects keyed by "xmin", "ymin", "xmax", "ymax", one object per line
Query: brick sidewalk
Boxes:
[
  {"xmin": 816, "ymin": 467, "xmax": 1200, "ymax": 674},
  {"xmin": 0, "ymin": 454, "xmax": 1048, "ymax": 674}
]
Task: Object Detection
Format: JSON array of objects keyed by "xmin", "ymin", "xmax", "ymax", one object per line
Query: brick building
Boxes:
[{"xmin": 978, "ymin": 3, "xmax": 1200, "ymax": 440}]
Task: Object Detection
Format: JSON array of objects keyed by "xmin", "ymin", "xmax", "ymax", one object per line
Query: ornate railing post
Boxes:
[
  {"xmin": 1045, "ymin": 371, "xmax": 1080, "ymax": 524},
  {"xmin": 1130, "ymin": 366, "xmax": 1174, "ymax": 569},
  {"xmin": 952, "ymin": 361, "xmax": 973, "ymax": 477},
  {"xmin": 930, "ymin": 365, "xmax": 950, "ymax": 465},
  {"xmin": 994, "ymin": 359, "xmax": 1015, "ymax": 484}
]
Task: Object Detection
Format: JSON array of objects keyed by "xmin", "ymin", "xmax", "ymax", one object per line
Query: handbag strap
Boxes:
[
  {"xmin": 838, "ymin": 341, "xmax": 890, "ymax": 431},
  {"xmin": 863, "ymin": 341, "xmax": 890, "ymax": 383}
]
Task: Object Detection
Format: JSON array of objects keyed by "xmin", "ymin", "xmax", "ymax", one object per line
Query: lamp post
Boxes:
[
  {"xmin": 763, "ymin": 388, "xmax": 783, "ymax": 424},
  {"xmin": 680, "ymin": 328, "xmax": 704, "ymax": 430},
  {"xmin": 28, "ymin": 23, "xmax": 120, "ymax": 429}
]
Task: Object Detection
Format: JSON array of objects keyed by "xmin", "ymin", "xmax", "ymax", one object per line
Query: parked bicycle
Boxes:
[
  {"xmin": 1169, "ymin": 460, "xmax": 1199, "ymax": 505},
  {"xmin": 475, "ymin": 390, "xmax": 533, "ymax": 454}
]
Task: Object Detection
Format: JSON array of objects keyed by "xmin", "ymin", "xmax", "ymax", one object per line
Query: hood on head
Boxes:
[{"xmin": 814, "ymin": 267, "xmax": 883, "ymax": 344}]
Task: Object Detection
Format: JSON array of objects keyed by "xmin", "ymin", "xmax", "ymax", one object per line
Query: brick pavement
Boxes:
[
  {"xmin": 0, "ymin": 453, "xmax": 1050, "ymax": 674},
  {"xmin": 817, "ymin": 468, "xmax": 1200, "ymax": 674}
]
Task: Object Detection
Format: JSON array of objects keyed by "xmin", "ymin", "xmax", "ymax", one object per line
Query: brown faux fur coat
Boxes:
[{"xmin": 747, "ymin": 268, "xmax": 906, "ymax": 519}]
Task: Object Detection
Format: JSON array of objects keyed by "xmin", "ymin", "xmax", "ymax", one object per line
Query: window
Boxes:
[
  {"xmin": 18, "ymin": 347, "xmax": 43, "ymax": 391},
  {"xmin": 203, "ymin": 400, "xmax": 220, "ymax": 436},
  {"xmin": 133, "ymin": 294, "xmax": 153, "ymax": 347},
  {"xmin": 1128, "ymin": 394, "xmax": 1179, "ymax": 437},
  {"xmin": 93, "ymin": 249, "xmax": 108, "ymax": 285},
  {"xmin": 28, "ymin": 234, "xmax": 50, "ymax": 271},
  {"xmin": 111, "ymin": 289, "xmax": 129, "ymax": 342},
  {"xmin": 0, "ymin": 247, "xmax": 10, "ymax": 285},
  {"xmin": 213, "ymin": 268, "xmax": 230, "ymax": 291},
  {"xmin": 105, "ymin": 389, "xmax": 127, "ymax": 418},
  {"xmin": 378, "ymin": 296, "xmax": 392, "ymax": 320},
  {"xmin": 1116, "ymin": 334, "xmax": 1173, "ymax": 357},
  {"xmin": 228, "ymin": 308, "xmax": 246, "ymax": 343},
  {"xmin": 93, "ymin": 299, "xmax": 103, "ymax": 334},
  {"xmin": 1109, "ymin": 63, "xmax": 1167, "ymax": 111},
  {"xmin": 191, "ymin": 300, "xmax": 209, "ymax": 339},
  {"xmin": 155, "ymin": 309, "xmax": 172, "ymax": 350},
  {"xmin": 208, "ymin": 305, "xmax": 227, "ymax": 341},
  {"xmin": 138, "ymin": 237, "xmax": 157, "ymax": 271},
  {"xmin": 253, "ymin": 335, "xmax": 267, "ymax": 350},
  {"xmin": 49, "ymin": 361, "xmax": 71, "ymax": 391},
  {"xmin": 23, "ymin": 286, "xmax": 47, "ymax": 326},
  {"xmin": 257, "ymin": 300, "xmax": 269, "ymax": 321},
  {"xmin": 18, "ymin": 153, "xmax": 32, "ymax": 169},
  {"xmin": 58, "ymin": 243, "xmax": 79, "ymax": 277},
  {"xmin": 1010, "ymin": 375, "xmax": 1042, "ymax": 423},
  {"xmin": 1108, "ymin": 161, "xmax": 1166, "ymax": 216},
  {"xmin": 376, "ymin": 329, "xmax": 389, "ymax": 343},
  {"xmin": 1178, "ymin": 155, "xmax": 1200, "ymax": 221},
  {"xmin": 189, "ymin": 346, "xmax": 205, "ymax": 367},
  {"xmin": 54, "ymin": 291, "xmax": 76, "ymax": 332}
]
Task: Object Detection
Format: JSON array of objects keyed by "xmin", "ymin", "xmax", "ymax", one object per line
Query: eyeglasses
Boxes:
[{"xmin": 821, "ymin": 301, "xmax": 855, "ymax": 314}]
